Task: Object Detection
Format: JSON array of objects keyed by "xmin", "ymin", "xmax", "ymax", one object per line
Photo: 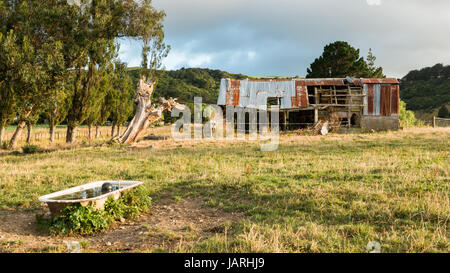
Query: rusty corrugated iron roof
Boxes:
[{"xmin": 360, "ymin": 78, "xmax": 399, "ymax": 84}]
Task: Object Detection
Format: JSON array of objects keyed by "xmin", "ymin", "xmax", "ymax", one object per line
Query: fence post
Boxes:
[{"xmin": 433, "ymin": 116, "xmax": 436, "ymax": 128}]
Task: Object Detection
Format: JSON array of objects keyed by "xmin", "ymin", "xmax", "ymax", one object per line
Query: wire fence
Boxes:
[{"xmin": 433, "ymin": 117, "xmax": 450, "ymax": 128}]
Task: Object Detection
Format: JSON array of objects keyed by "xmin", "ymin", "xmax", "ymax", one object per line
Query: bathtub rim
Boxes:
[{"xmin": 38, "ymin": 180, "xmax": 144, "ymax": 204}]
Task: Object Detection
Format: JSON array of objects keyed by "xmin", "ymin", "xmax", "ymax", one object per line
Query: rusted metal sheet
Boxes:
[
  {"xmin": 391, "ymin": 85, "xmax": 399, "ymax": 114},
  {"xmin": 367, "ymin": 84, "xmax": 374, "ymax": 115},
  {"xmin": 226, "ymin": 79, "xmax": 240, "ymax": 106},
  {"xmin": 361, "ymin": 78, "xmax": 399, "ymax": 84},
  {"xmin": 380, "ymin": 85, "xmax": 391, "ymax": 116},
  {"xmin": 363, "ymin": 84, "xmax": 368, "ymax": 115},
  {"xmin": 292, "ymin": 82, "xmax": 309, "ymax": 108},
  {"xmin": 295, "ymin": 79, "xmax": 346, "ymax": 86}
]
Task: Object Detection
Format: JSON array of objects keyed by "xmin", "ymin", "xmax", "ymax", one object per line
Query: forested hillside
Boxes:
[
  {"xmin": 400, "ymin": 64, "xmax": 450, "ymax": 117},
  {"xmin": 127, "ymin": 68, "xmax": 248, "ymax": 104}
]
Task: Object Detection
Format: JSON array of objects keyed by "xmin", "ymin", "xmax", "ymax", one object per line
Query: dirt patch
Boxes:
[{"xmin": 0, "ymin": 197, "xmax": 243, "ymax": 253}]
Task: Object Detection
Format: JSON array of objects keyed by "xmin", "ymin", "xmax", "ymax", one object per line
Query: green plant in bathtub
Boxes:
[
  {"xmin": 49, "ymin": 205, "xmax": 111, "ymax": 235},
  {"xmin": 37, "ymin": 187, "xmax": 152, "ymax": 235}
]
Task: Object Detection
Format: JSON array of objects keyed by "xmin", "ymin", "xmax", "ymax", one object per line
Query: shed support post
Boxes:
[{"xmin": 314, "ymin": 108, "xmax": 319, "ymax": 124}]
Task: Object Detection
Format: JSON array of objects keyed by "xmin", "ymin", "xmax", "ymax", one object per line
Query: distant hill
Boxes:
[
  {"xmin": 126, "ymin": 65, "xmax": 450, "ymax": 122},
  {"xmin": 400, "ymin": 64, "xmax": 450, "ymax": 120},
  {"xmin": 126, "ymin": 68, "xmax": 248, "ymax": 105}
]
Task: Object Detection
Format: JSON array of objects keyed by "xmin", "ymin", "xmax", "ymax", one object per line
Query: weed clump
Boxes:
[
  {"xmin": 36, "ymin": 186, "xmax": 152, "ymax": 235},
  {"xmin": 22, "ymin": 144, "xmax": 40, "ymax": 154}
]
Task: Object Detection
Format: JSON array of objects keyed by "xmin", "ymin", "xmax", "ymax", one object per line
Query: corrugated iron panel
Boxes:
[
  {"xmin": 217, "ymin": 79, "xmax": 228, "ymax": 105},
  {"xmin": 373, "ymin": 84, "xmax": 381, "ymax": 116},
  {"xmin": 361, "ymin": 78, "xmax": 399, "ymax": 84},
  {"xmin": 391, "ymin": 85, "xmax": 399, "ymax": 115},
  {"xmin": 293, "ymin": 81, "xmax": 309, "ymax": 108},
  {"xmin": 380, "ymin": 85, "xmax": 391, "ymax": 116},
  {"xmin": 295, "ymin": 79, "xmax": 346, "ymax": 86},
  {"xmin": 367, "ymin": 84, "xmax": 374, "ymax": 115},
  {"xmin": 363, "ymin": 84, "xmax": 369, "ymax": 115},
  {"xmin": 226, "ymin": 79, "xmax": 240, "ymax": 106}
]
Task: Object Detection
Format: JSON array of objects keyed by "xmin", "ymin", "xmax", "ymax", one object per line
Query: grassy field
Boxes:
[{"xmin": 0, "ymin": 127, "xmax": 448, "ymax": 253}]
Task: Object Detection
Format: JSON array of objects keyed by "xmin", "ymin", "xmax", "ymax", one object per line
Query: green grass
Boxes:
[{"xmin": 0, "ymin": 127, "xmax": 448, "ymax": 252}]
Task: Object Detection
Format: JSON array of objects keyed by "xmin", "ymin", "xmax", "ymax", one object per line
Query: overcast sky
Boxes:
[{"xmin": 118, "ymin": 0, "xmax": 450, "ymax": 78}]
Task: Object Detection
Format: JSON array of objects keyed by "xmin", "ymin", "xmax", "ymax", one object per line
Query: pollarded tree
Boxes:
[
  {"xmin": 118, "ymin": 0, "xmax": 177, "ymax": 144},
  {"xmin": 63, "ymin": 0, "xmax": 152, "ymax": 143}
]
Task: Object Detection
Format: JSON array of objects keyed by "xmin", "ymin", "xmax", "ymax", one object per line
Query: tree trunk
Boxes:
[
  {"xmin": 118, "ymin": 78, "xmax": 179, "ymax": 144},
  {"xmin": 66, "ymin": 125, "xmax": 77, "ymax": 143},
  {"xmin": 9, "ymin": 121, "xmax": 26, "ymax": 149},
  {"xmin": 49, "ymin": 123, "xmax": 55, "ymax": 142},
  {"xmin": 111, "ymin": 123, "xmax": 115, "ymax": 138},
  {"xmin": 116, "ymin": 124, "xmax": 120, "ymax": 137},
  {"xmin": 26, "ymin": 122, "xmax": 32, "ymax": 144},
  {"xmin": 0, "ymin": 126, "xmax": 5, "ymax": 146},
  {"xmin": 95, "ymin": 125, "xmax": 99, "ymax": 139},
  {"xmin": 88, "ymin": 124, "xmax": 92, "ymax": 140}
]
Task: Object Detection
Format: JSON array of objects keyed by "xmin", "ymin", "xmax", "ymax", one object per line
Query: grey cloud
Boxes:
[{"xmin": 119, "ymin": 0, "xmax": 450, "ymax": 78}]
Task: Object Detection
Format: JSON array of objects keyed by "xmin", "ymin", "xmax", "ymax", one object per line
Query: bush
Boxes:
[
  {"xmin": 399, "ymin": 100, "xmax": 418, "ymax": 127},
  {"xmin": 22, "ymin": 144, "xmax": 40, "ymax": 154},
  {"xmin": 36, "ymin": 186, "xmax": 152, "ymax": 235}
]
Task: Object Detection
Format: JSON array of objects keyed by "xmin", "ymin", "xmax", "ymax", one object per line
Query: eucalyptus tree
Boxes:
[
  {"xmin": 85, "ymin": 66, "xmax": 113, "ymax": 140},
  {"xmin": 43, "ymin": 79, "xmax": 71, "ymax": 142},
  {"xmin": 0, "ymin": 35, "xmax": 16, "ymax": 145},
  {"xmin": 1, "ymin": 1, "xmax": 66, "ymax": 149},
  {"xmin": 108, "ymin": 61, "xmax": 134, "ymax": 138},
  {"xmin": 1, "ymin": 30, "xmax": 65, "ymax": 149},
  {"xmin": 62, "ymin": 0, "xmax": 153, "ymax": 143}
]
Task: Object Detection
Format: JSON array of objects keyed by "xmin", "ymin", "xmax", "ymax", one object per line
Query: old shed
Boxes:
[{"xmin": 217, "ymin": 77, "xmax": 400, "ymax": 132}]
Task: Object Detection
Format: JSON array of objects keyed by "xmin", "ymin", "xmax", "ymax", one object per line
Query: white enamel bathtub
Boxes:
[{"xmin": 38, "ymin": 180, "xmax": 143, "ymax": 217}]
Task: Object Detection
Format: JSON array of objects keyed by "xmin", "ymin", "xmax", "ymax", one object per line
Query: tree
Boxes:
[
  {"xmin": 43, "ymin": 79, "xmax": 70, "ymax": 142},
  {"xmin": 366, "ymin": 48, "xmax": 384, "ymax": 78},
  {"xmin": 61, "ymin": 0, "xmax": 142, "ymax": 143},
  {"xmin": 118, "ymin": 0, "xmax": 176, "ymax": 144},
  {"xmin": 108, "ymin": 61, "xmax": 134, "ymax": 138},
  {"xmin": 1, "ymin": 1, "xmax": 66, "ymax": 149},
  {"xmin": 0, "ymin": 30, "xmax": 65, "ymax": 149},
  {"xmin": 0, "ymin": 34, "xmax": 16, "ymax": 145},
  {"xmin": 306, "ymin": 41, "xmax": 382, "ymax": 78},
  {"xmin": 438, "ymin": 105, "xmax": 449, "ymax": 118}
]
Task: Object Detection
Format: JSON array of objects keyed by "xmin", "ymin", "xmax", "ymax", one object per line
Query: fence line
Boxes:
[
  {"xmin": 433, "ymin": 116, "xmax": 450, "ymax": 127},
  {"xmin": 2, "ymin": 127, "xmax": 116, "ymax": 144}
]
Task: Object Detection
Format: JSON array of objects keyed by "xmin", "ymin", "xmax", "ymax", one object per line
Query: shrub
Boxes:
[
  {"xmin": 399, "ymin": 100, "xmax": 418, "ymax": 127},
  {"xmin": 36, "ymin": 186, "xmax": 152, "ymax": 235},
  {"xmin": 22, "ymin": 144, "xmax": 40, "ymax": 154}
]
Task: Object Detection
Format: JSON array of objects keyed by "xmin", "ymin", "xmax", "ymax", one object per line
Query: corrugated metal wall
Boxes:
[{"xmin": 365, "ymin": 84, "xmax": 399, "ymax": 116}]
